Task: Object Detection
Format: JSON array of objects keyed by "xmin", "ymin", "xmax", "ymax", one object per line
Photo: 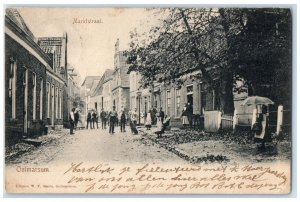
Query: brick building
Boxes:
[
  {"xmin": 5, "ymin": 9, "xmax": 51, "ymax": 144},
  {"xmin": 37, "ymin": 34, "xmax": 69, "ymax": 129},
  {"xmin": 130, "ymin": 69, "xmax": 217, "ymax": 126}
]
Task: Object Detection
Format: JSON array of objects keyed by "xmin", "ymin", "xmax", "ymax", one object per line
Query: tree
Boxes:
[
  {"xmin": 234, "ymin": 9, "xmax": 292, "ymax": 108},
  {"xmin": 127, "ymin": 8, "xmax": 292, "ymax": 113}
]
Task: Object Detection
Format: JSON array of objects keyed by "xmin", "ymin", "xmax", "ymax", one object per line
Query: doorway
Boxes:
[{"xmin": 187, "ymin": 94, "xmax": 193, "ymax": 114}]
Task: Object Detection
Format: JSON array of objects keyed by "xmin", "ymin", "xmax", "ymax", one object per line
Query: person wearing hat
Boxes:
[
  {"xmin": 120, "ymin": 110, "xmax": 126, "ymax": 132},
  {"xmin": 109, "ymin": 106, "xmax": 118, "ymax": 134},
  {"xmin": 86, "ymin": 110, "xmax": 92, "ymax": 129},
  {"xmin": 100, "ymin": 108, "xmax": 107, "ymax": 129},
  {"xmin": 74, "ymin": 108, "xmax": 79, "ymax": 130}
]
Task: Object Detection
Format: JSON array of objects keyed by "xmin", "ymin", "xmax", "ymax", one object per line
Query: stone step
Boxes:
[{"xmin": 22, "ymin": 139, "xmax": 42, "ymax": 147}]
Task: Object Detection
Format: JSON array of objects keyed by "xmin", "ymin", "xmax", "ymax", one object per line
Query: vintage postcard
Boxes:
[{"xmin": 4, "ymin": 7, "xmax": 292, "ymax": 194}]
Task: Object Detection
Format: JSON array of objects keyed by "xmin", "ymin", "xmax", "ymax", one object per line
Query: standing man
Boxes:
[
  {"xmin": 120, "ymin": 110, "xmax": 126, "ymax": 132},
  {"xmin": 92, "ymin": 110, "xmax": 99, "ymax": 129},
  {"xmin": 69, "ymin": 108, "xmax": 75, "ymax": 135},
  {"xmin": 100, "ymin": 109, "xmax": 107, "ymax": 129},
  {"xmin": 74, "ymin": 109, "xmax": 79, "ymax": 130},
  {"xmin": 159, "ymin": 107, "xmax": 165, "ymax": 124},
  {"xmin": 91, "ymin": 110, "xmax": 95, "ymax": 129},
  {"xmin": 109, "ymin": 106, "xmax": 118, "ymax": 134},
  {"xmin": 86, "ymin": 110, "xmax": 92, "ymax": 129}
]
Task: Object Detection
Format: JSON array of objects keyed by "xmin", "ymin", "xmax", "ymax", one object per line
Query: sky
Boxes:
[{"xmin": 18, "ymin": 8, "xmax": 158, "ymax": 84}]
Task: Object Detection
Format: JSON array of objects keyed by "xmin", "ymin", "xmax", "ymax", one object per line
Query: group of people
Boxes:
[
  {"xmin": 69, "ymin": 105, "xmax": 170, "ymax": 135},
  {"xmin": 99, "ymin": 107, "xmax": 127, "ymax": 133},
  {"xmin": 86, "ymin": 110, "xmax": 99, "ymax": 129}
]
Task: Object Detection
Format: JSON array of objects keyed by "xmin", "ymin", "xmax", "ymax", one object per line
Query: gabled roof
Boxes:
[
  {"xmin": 5, "ymin": 8, "xmax": 35, "ymax": 40},
  {"xmin": 91, "ymin": 69, "xmax": 114, "ymax": 97},
  {"xmin": 81, "ymin": 76, "xmax": 102, "ymax": 88}
]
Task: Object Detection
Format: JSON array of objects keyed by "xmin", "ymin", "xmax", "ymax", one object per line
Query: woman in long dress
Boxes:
[{"xmin": 182, "ymin": 104, "xmax": 189, "ymax": 128}]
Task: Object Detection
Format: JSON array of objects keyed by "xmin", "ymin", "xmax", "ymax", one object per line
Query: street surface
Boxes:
[{"xmin": 6, "ymin": 127, "xmax": 186, "ymax": 166}]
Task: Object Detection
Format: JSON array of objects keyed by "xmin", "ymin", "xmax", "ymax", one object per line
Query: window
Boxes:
[
  {"xmin": 32, "ymin": 72, "xmax": 37, "ymax": 120},
  {"xmin": 200, "ymin": 83, "xmax": 207, "ymax": 113},
  {"xmin": 51, "ymin": 85, "xmax": 54, "ymax": 122},
  {"xmin": 175, "ymin": 89, "xmax": 181, "ymax": 117},
  {"xmin": 55, "ymin": 87, "xmax": 58, "ymax": 118},
  {"xmin": 59, "ymin": 89, "xmax": 62, "ymax": 118},
  {"xmin": 187, "ymin": 85, "xmax": 193, "ymax": 94},
  {"xmin": 9, "ymin": 61, "xmax": 17, "ymax": 119},
  {"xmin": 166, "ymin": 90, "xmax": 171, "ymax": 116},
  {"xmin": 46, "ymin": 82, "xmax": 50, "ymax": 118},
  {"xmin": 40, "ymin": 78, "xmax": 43, "ymax": 120}
]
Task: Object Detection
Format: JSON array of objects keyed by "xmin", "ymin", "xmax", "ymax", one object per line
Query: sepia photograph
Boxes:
[{"xmin": 4, "ymin": 6, "xmax": 293, "ymax": 194}]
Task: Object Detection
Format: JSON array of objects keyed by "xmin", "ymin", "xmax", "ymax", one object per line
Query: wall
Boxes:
[
  {"xmin": 5, "ymin": 34, "xmax": 47, "ymax": 145},
  {"xmin": 45, "ymin": 72, "xmax": 65, "ymax": 127}
]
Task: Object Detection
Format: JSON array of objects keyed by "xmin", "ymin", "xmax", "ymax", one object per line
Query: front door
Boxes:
[
  {"xmin": 23, "ymin": 68, "xmax": 28, "ymax": 135},
  {"xmin": 187, "ymin": 94, "xmax": 193, "ymax": 114}
]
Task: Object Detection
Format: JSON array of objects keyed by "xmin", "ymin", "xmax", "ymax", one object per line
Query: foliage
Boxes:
[{"xmin": 126, "ymin": 8, "xmax": 292, "ymax": 112}]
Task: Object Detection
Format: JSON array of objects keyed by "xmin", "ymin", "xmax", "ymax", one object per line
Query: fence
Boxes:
[
  {"xmin": 221, "ymin": 114, "xmax": 233, "ymax": 130},
  {"xmin": 203, "ymin": 105, "xmax": 290, "ymax": 135}
]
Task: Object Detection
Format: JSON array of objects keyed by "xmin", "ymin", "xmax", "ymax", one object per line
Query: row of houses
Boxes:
[
  {"xmin": 82, "ymin": 39, "xmax": 131, "ymax": 116},
  {"xmin": 5, "ymin": 9, "xmax": 80, "ymax": 145},
  {"xmin": 83, "ymin": 39, "xmax": 242, "ymax": 127}
]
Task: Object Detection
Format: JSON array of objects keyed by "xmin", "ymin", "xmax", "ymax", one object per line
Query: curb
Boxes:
[{"xmin": 143, "ymin": 131, "xmax": 230, "ymax": 164}]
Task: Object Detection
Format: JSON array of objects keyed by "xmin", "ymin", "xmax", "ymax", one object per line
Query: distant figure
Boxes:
[
  {"xmin": 128, "ymin": 109, "xmax": 132, "ymax": 123},
  {"xmin": 139, "ymin": 112, "xmax": 144, "ymax": 125},
  {"xmin": 109, "ymin": 106, "xmax": 118, "ymax": 134},
  {"xmin": 92, "ymin": 110, "xmax": 99, "ymax": 129},
  {"xmin": 159, "ymin": 107, "xmax": 165, "ymax": 124},
  {"xmin": 74, "ymin": 109, "xmax": 79, "ymax": 129},
  {"xmin": 181, "ymin": 104, "xmax": 189, "ymax": 128},
  {"xmin": 145, "ymin": 110, "xmax": 152, "ymax": 130},
  {"xmin": 91, "ymin": 111, "xmax": 95, "ymax": 129},
  {"xmin": 187, "ymin": 102, "xmax": 193, "ymax": 127},
  {"xmin": 69, "ymin": 108, "xmax": 75, "ymax": 135},
  {"xmin": 131, "ymin": 108, "xmax": 138, "ymax": 126},
  {"xmin": 253, "ymin": 105, "xmax": 270, "ymax": 148},
  {"xmin": 120, "ymin": 111, "xmax": 126, "ymax": 132},
  {"xmin": 100, "ymin": 109, "xmax": 107, "ymax": 129},
  {"xmin": 151, "ymin": 106, "xmax": 157, "ymax": 125},
  {"xmin": 130, "ymin": 108, "xmax": 138, "ymax": 134},
  {"xmin": 106, "ymin": 111, "xmax": 110, "ymax": 126},
  {"xmin": 86, "ymin": 111, "xmax": 92, "ymax": 129}
]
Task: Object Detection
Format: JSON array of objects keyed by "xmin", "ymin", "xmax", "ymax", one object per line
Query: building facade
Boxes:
[
  {"xmin": 5, "ymin": 9, "xmax": 51, "ymax": 144},
  {"xmin": 81, "ymin": 76, "xmax": 102, "ymax": 115},
  {"xmin": 130, "ymin": 70, "xmax": 217, "ymax": 126},
  {"xmin": 111, "ymin": 39, "xmax": 130, "ymax": 114},
  {"xmin": 89, "ymin": 69, "xmax": 114, "ymax": 114},
  {"xmin": 37, "ymin": 34, "xmax": 69, "ymax": 129}
]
